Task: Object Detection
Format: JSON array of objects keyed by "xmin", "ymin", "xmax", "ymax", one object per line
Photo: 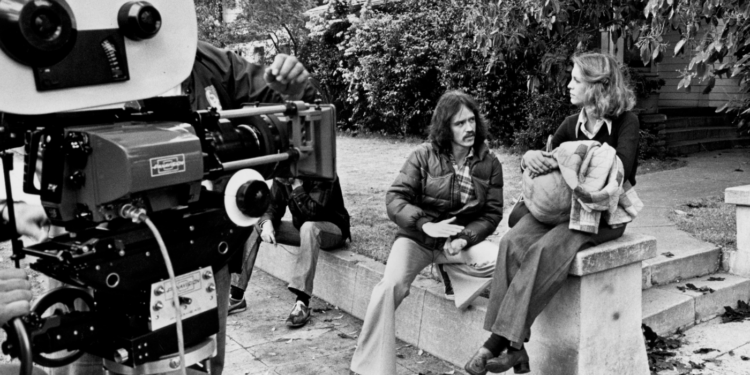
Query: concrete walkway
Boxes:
[
  {"xmin": 628, "ymin": 148, "xmax": 750, "ymax": 247},
  {"xmin": 223, "ymin": 269, "xmax": 463, "ymax": 375}
]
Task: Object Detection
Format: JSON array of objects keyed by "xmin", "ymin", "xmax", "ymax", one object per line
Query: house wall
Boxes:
[{"xmin": 656, "ymin": 28, "xmax": 743, "ymax": 109}]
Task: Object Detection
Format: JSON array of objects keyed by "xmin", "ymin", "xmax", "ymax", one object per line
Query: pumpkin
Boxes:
[{"xmin": 522, "ymin": 168, "xmax": 572, "ymax": 225}]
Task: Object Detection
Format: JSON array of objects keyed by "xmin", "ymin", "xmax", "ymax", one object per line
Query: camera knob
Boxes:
[
  {"xmin": 118, "ymin": 1, "xmax": 161, "ymax": 41},
  {"xmin": 114, "ymin": 348, "xmax": 129, "ymax": 364},
  {"xmin": 236, "ymin": 180, "xmax": 270, "ymax": 218},
  {"xmin": 68, "ymin": 170, "xmax": 85, "ymax": 188}
]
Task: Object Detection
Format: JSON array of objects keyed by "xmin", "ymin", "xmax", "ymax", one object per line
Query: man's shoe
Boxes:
[
  {"xmin": 464, "ymin": 347, "xmax": 494, "ymax": 375},
  {"xmin": 285, "ymin": 300, "xmax": 311, "ymax": 328},
  {"xmin": 228, "ymin": 297, "xmax": 247, "ymax": 315},
  {"xmin": 486, "ymin": 347, "xmax": 530, "ymax": 374},
  {"xmin": 438, "ymin": 265, "xmax": 455, "ymax": 301}
]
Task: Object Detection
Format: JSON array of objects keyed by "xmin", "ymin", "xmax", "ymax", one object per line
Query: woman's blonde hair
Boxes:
[{"xmin": 571, "ymin": 52, "xmax": 635, "ymax": 119}]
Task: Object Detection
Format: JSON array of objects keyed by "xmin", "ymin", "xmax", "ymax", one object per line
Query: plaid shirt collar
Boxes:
[{"xmin": 449, "ymin": 148, "xmax": 475, "ymax": 205}]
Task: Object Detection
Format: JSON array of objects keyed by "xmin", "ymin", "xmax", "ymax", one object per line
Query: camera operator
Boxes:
[
  {"xmin": 51, "ymin": 40, "xmax": 316, "ymax": 375},
  {"xmin": 0, "ymin": 200, "xmax": 49, "ymax": 375}
]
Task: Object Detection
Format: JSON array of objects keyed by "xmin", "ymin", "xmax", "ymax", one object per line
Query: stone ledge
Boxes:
[
  {"xmin": 254, "ymin": 232, "xmax": 656, "ymax": 371},
  {"xmin": 569, "ymin": 233, "xmax": 656, "ymax": 276},
  {"xmin": 726, "ymin": 185, "xmax": 750, "ymax": 205}
]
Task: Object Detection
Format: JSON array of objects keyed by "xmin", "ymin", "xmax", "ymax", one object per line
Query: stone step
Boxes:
[
  {"xmin": 637, "ymin": 225, "xmax": 722, "ymax": 289},
  {"xmin": 642, "ymin": 273, "xmax": 750, "ymax": 336},
  {"xmin": 663, "ymin": 126, "xmax": 738, "ymax": 143},
  {"xmin": 665, "ymin": 137, "xmax": 750, "ymax": 155},
  {"xmin": 665, "ymin": 116, "xmax": 728, "ymax": 129}
]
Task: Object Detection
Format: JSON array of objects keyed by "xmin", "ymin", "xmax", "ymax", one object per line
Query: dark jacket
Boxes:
[
  {"xmin": 260, "ymin": 176, "xmax": 351, "ymax": 240},
  {"xmin": 386, "ymin": 142, "xmax": 504, "ymax": 250},
  {"xmin": 551, "ymin": 111, "xmax": 640, "ymax": 186},
  {"xmin": 184, "ymin": 41, "xmax": 317, "ymax": 111}
]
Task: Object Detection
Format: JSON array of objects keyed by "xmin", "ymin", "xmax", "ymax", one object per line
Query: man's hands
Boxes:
[
  {"xmin": 522, "ymin": 150, "xmax": 558, "ymax": 176},
  {"xmin": 443, "ymin": 238, "xmax": 468, "ymax": 256},
  {"xmin": 264, "ymin": 55, "xmax": 310, "ymax": 98},
  {"xmin": 15, "ymin": 204, "xmax": 49, "ymax": 241},
  {"xmin": 2, "ymin": 203, "xmax": 49, "ymax": 241},
  {"xmin": 422, "ymin": 217, "xmax": 463, "ymax": 238},
  {"xmin": 0, "ymin": 269, "xmax": 32, "ymax": 327},
  {"xmin": 259, "ymin": 221, "xmax": 276, "ymax": 246}
]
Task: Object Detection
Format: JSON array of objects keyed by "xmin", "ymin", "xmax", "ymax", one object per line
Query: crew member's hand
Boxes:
[
  {"xmin": 443, "ymin": 238, "xmax": 468, "ymax": 256},
  {"xmin": 522, "ymin": 150, "xmax": 558, "ymax": 176},
  {"xmin": 4, "ymin": 203, "xmax": 49, "ymax": 241},
  {"xmin": 264, "ymin": 55, "xmax": 310, "ymax": 98},
  {"xmin": 422, "ymin": 217, "xmax": 464, "ymax": 238},
  {"xmin": 259, "ymin": 221, "xmax": 276, "ymax": 246},
  {"xmin": 0, "ymin": 269, "xmax": 32, "ymax": 326},
  {"xmin": 291, "ymin": 178, "xmax": 303, "ymax": 189}
]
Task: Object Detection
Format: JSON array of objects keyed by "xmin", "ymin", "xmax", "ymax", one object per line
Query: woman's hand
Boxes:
[
  {"xmin": 523, "ymin": 150, "xmax": 558, "ymax": 175},
  {"xmin": 422, "ymin": 217, "xmax": 464, "ymax": 238}
]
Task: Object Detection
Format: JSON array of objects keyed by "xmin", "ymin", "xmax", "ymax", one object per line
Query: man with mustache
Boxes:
[{"xmin": 350, "ymin": 90, "xmax": 504, "ymax": 375}]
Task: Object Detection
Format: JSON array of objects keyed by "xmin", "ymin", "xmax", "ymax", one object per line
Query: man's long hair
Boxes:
[{"xmin": 428, "ymin": 90, "xmax": 488, "ymax": 154}]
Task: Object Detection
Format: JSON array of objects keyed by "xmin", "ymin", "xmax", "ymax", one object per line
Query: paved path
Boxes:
[{"xmin": 223, "ymin": 270, "xmax": 465, "ymax": 375}]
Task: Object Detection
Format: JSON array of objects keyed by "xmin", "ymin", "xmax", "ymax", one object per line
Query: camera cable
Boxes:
[{"xmin": 121, "ymin": 205, "xmax": 187, "ymax": 375}]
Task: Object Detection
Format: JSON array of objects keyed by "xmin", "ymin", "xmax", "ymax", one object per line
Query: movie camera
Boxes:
[{"xmin": 0, "ymin": 0, "xmax": 337, "ymax": 374}]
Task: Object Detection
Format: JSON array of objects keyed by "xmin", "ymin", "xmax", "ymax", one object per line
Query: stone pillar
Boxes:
[
  {"xmin": 524, "ymin": 234, "xmax": 655, "ymax": 375},
  {"xmin": 725, "ymin": 185, "xmax": 750, "ymax": 277}
]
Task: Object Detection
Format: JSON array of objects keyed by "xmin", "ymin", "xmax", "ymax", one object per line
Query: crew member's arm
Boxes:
[
  {"xmin": 0, "ymin": 268, "xmax": 32, "ymax": 327},
  {"xmin": 454, "ymin": 155, "xmax": 504, "ymax": 248},
  {"xmin": 257, "ymin": 182, "xmax": 288, "ymax": 233},
  {"xmin": 222, "ymin": 48, "xmax": 318, "ymax": 105},
  {"xmin": 288, "ymin": 178, "xmax": 334, "ymax": 218}
]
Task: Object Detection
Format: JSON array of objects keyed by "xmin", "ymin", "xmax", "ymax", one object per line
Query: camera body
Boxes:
[{"xmin": 0, "ymin": 0, "xmax": 337, "ymax": 372}]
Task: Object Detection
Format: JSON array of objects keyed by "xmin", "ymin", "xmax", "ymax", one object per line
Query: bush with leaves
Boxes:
[{"xmin": 514, "ymin": 92, "xmax": 578, "ymax": 151}]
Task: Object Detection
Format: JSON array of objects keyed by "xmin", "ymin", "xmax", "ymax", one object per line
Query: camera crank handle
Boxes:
[
  {"xmin": 22, "ymin": 131, "xmax": 43, "ymax": 195},
  {"xmin": 2, "ymin": 317, "xmax": 34, "ymax": 375}
]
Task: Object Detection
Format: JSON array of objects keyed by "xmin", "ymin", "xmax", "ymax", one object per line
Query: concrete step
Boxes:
[
  {"xmin": 663, "ymin": 126, "xmax": 738, "ymax": 143},
  {"xmin": 665, "ymin": 116, "xmax": 728, "ymax": 129},
  {"xmin": 665, "ymin": 137, "xmax": 750, "ymax": 155},
  {"xmin": 659, "ymin": 107, "xmax": 721, "ymax": 117},
  {"xmin": 642, "ymin": 273, "xmax": 750, "ymax": 336},
  {"xmin": 637, "ymin": 226, "xmax": 722, "ymax": 289}
]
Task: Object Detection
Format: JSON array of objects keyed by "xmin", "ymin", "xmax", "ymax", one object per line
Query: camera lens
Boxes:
[
  {"xmin": 118, "ymin": 1, "xmax": 161, "ymax": 41},
  {"xmin": 0, "ymin": 0, "xmax": 76, "ymax": 67},
  {"xmin": 31, "ymin": 9, "xmax": 62, "ymax": 41}
]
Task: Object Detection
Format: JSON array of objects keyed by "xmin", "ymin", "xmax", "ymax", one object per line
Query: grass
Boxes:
[
  {"xmin": 637, "ymin": 158, "xmax": 688, "ymax": 175},
  {"xmin": 667, "ymin": 196, "xmax": 737, "ymax": 252},
  {"xmin": 337, "ymin": 134, "xmax": 522, "ymax": 264}
]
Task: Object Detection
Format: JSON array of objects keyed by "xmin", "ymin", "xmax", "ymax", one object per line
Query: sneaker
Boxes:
[
  {"xmin": 438, "ymin": 265, "xmax": 455, "ymax": 301},
  {"xmin": 285, "ymin": 300, "xmax": 311, "ymax": 328},
  {"xmin": 228, "ymin": 297, "xmax": 247, "ymax": 315}
]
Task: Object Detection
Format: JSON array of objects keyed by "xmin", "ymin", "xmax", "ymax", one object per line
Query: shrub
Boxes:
[{"xmin": 514, "ymin": 92, "xmax": 577, "ymax": 151}]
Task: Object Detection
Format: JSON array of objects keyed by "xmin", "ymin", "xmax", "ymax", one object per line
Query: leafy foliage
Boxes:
[
  {"xmin": 300, "ymin": 0, "xmax": 539, "ymax": 145},
  {"xmin": 194, "ymin": 0, "xmax": 313, "ymax": 53}
]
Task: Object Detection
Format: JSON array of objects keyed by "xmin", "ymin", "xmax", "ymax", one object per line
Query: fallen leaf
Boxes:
[
  {"xmin": 334, "ymin": 315, "xmax": 344, "ymax": 320},
  {"xmin": 707, "ymin": 277, "xmax": 725, "ymax": 281},
  {"xmin": 442, "ymin": 371, "xmax": 455, "ymax": 375},
  {"xmin": 693, "ymin": 348, "xmax": 719, "ymax": 354},
  {"xmin": 675, "ymin": 209, "xmax": 688, "ymax": 216},
  {"xmin": 663, "ymin": 252, "xmax": 675, "ymax": 258},
  {"xmin": 271, "ymin": 327, "xmax": 276, "ymax": 332},
  {"xmin": 741, "ymin": 356, "xmax": 749, "ymax": 360},
  {"xmin": 418, "ymin": 349, "xmax": 424, "ymax": 356},
  {"xmin": 396, "ymin": 354, "xmax": 405, "ymax": 359}
]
